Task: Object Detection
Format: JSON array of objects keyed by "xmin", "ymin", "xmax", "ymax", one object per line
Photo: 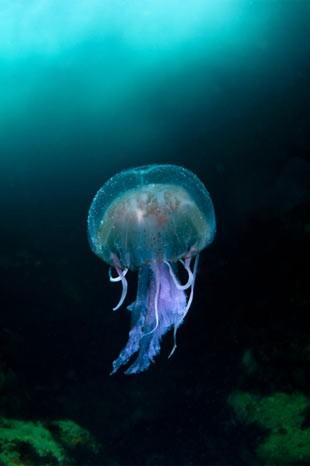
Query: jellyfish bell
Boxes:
[
  {"xmin": 88, "ymin": 165, "xmax": 215, "ymax": 268},
  {"xmin": 88, "ymin": 164, "xmax": 216, "ymax": 374}
]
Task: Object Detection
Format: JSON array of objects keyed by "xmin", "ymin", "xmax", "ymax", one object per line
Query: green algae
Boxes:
[
  {"xmin": 228, "ymin": 391, "xmax": 310, "ymax": 465},
  {"xmin": 0, "ymin": 418, "xmax": 65, "ymax": 465},
  {"xmin": 52, "ymin": 419, "xmax": 99, "ymax": 453},
  {"xmin": 0, "ymin": 417, "xmax": 99, "ymax": 466},
  {"xmin": 257, "ymin": 428, "xmax": 310, "ymax": 466}
]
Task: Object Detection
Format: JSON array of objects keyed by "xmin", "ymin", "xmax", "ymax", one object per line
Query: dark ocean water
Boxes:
[{"xmin": 0, "ymin": 2, "xmax": 309, "ymax": 465}]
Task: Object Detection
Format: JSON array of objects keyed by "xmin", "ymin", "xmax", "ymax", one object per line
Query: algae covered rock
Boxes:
[
  {"xmin": 51, "ymin": 419, "xmax": 99, "ymax": 454},
  {"xmin": 228, "ymin": 391, "xmax": 310, "ymax": 465},
  {"xmin": 0, "ymin": 417, "xmax": 99, "ymax": 465}
]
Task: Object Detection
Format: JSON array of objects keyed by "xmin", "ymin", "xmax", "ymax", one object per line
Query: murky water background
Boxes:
[{"xmin": 0, "ymin": 2, "xmax": 309, "ymax": 465}]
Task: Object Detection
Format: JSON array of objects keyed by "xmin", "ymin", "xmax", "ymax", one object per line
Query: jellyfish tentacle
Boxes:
[
  {"xmin": 180, "ymin": 257, "xmax": 194, "ymax": 287},
  {"xmin": 164, "ymin": 260, "xmax": 180, "ymax": 288},
  {"xmin": 153, "ymin": 270, "xmax": 160, "ymax": 332},
  {"xmin": 113, "ymin": 273, "xmax": 128, "ymax": 311},
  {"xmin": 109, "ymin": 266, "xmax": 128, "ymax": 282},
  {"xmin": 143, "ymin": 266, "xmax": 160, "ymax": 336},
  {"xmin": 164, "ymin": 259, "xmax": 193, "ymax": 290},
  {"xmin": 168, "ymin": 254, "xmax": 200, "ymax": 358},
  {"xmin": 168, "ymin": 325, "xmax": 178, "ymax": 359},
  {"xmin": 108, "ymin": 267, "xmax": 129, "ymax": 310},
  {"xmin": 183, "ymin": 254, "xmax": 199, "ymax": 316}
]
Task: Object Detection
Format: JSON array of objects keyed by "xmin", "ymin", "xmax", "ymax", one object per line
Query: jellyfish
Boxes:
[{"xmin": 87, "ymin": 164, "xmax": 216, "ymax": 374}]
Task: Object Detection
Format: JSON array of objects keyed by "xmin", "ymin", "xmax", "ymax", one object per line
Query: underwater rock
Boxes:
[
  {"xmin": 51, "ymin": 419, "xmax": 99, "ymax": 453},
  {"xmin": 228, "ymin": 391, "xmax": 310, "ymax": 465},
  {"xmin": 0, "ymin": 417, "xmax": 99, "ymax": 466}
]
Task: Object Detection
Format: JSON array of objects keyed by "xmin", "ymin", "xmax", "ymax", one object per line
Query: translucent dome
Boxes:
[{"xmin": 88, "ymin": 164, "xmax": 216, "ymax": 270}]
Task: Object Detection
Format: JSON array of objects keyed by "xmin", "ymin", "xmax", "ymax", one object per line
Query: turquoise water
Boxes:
[{"xmin": 1, "ymin": 1, "xmax": 308, "ymax": 178}]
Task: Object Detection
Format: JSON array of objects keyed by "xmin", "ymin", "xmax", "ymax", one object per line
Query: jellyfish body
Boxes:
[{"xmin": 87, "ymin": 164, "xmax": 216, "ymax": 374}]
